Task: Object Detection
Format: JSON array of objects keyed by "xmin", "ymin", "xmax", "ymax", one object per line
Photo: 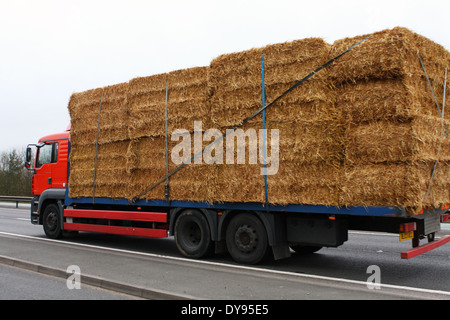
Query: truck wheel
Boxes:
[
  {"xmin": 43, "ymin": 203, "xmax": 63, "ymax": 239},
  {"xmin": 226, "ymin": 213, "xmax": 269, "ymax": 264},
  {"xmin": 174, "ymin": 210, "xmax": 214, "ymax": 259}
]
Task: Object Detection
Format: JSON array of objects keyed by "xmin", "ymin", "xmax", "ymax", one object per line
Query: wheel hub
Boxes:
[
  {"xmin": 46, "ymin": 211, "xmax": 57, "ymax": 231},
  {"xmin": 235, "ymin": 225, "xmax": 257, "ymax": 253},
  {"xmin": 187, "ymin": 222, "xmax": 201, "ymax": 245}
]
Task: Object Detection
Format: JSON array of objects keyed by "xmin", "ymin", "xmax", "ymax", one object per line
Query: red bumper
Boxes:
[{"xmin": 401, "ymin": 235, "xmax": 450, "ymax": 259}]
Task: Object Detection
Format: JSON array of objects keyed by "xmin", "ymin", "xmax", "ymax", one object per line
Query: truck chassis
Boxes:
[{"xmin": 30, "ymin": 187, "xmax": 450, "ymax": 264}]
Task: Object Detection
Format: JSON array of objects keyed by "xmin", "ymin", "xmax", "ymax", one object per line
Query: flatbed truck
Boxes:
[{"xmin": 26, "ymin": 128, "xmax": 450, "ymax": 264}]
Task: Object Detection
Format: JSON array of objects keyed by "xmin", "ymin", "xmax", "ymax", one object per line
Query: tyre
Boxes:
[
  {"xmin": 290, "ymin": 245, "xmax": 322, "ymax": 254},
  {"xmin": 174, "ymin": 209, "xmax": 214, "ymax": 259},
  {"xmin": 226, "ymin": 213, "xmax": 269, "ymax": 264},
  {"xmin": 42, "ymin": 203, "xmax": 63, "ymax": 239}
]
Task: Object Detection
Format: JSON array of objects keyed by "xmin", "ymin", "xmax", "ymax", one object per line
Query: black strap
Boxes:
[{"xmin": 131, "ymin": 36, "xmax": 370, "ymax": 203}]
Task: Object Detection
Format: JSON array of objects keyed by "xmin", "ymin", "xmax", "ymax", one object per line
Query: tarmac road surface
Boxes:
[{"xmin": 1, "ymin": 204, "xmax": 450, "ymax": 301}]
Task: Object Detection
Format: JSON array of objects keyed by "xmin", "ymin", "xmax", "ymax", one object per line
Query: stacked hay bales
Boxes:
[
  {"xmin": 209, "ymin": 38, "xmax": 342, "ymax": 205},
  {"xmin": 327, "ymin": 27, "xmax": 450, "ymax": 208},
  {"xmin": 67, "ymin": 27, "xmax": 450, "ymax": 210},
  {"xmin": 68, "ymin": 83, "xmax": 131, "ymax": 199},
  {"xmin": 126, "ymin": 66, "xmax": 214, "ymax": 202},
  {"xmin": 69, "ymin": 67, "xmax": 214, "ymax": 201}
]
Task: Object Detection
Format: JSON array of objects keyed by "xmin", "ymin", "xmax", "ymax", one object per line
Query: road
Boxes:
[
  {"xmin": 1, "ymin": 204, "xmax": 450, "ymax": 301},
  {"xmin": 0, "ymin": 264, "xmax": 138, "ymax": 300}
]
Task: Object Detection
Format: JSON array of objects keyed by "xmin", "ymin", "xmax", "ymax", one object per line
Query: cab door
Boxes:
[{"xmin": 33, "ymin": 142, "xmax": 58, "ymax": 195}]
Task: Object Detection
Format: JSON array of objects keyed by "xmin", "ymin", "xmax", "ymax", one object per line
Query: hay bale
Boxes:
[
  {"xmin": 329, "ymin": 27, "xmax": 450, "ymax": 121},
  {"xmin": 335, "ymin": 77, "xmax": 449, "ymax": 123},
  {"xmin": 69, "ymin": 83, "xmax": 130, "ymax": 146},
  {"xmin": 328, "ymin": 27, "xmax": 450, "ymax": 83},
  {"xmin": 340, "ymin": 161, "xmax": 450, "ymax": 208},
  {"xmin": 209, "ymin": 38, "xmax": 332, "ymax": 127},
  {"xmin": 68, "ymin": 141, "xmax": 131, "ymax": 199},
  {"xmin": 345, "ymin": 115, "xmax": 450, "ymax": 164},
  {"xmin": 127, "ymin": 67, "xmax": 211, "ymax": 139},
  {"xmin": 213, "ymin": 160, "xmax": 341, "ymax": 206},
  {"xmin": 127, "ymin": 134, "xmax": 216, "ymax": 202}
]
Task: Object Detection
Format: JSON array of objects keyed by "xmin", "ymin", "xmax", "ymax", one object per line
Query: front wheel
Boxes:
[
  {"xmin": 226, "ymin": 213, "xmax": 269, "ymax": 264},
  {"xmin": 42, "ymin": 203, "xmax": 63, "ymax": 239}
]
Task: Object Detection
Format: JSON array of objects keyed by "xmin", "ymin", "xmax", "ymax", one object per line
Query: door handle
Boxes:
[{"xmin": 48, "ymin": 177, "xmax": 52, "ymax": 184}]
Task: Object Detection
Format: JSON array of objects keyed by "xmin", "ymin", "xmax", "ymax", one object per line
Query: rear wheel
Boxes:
[
  {"xmin": 43, "ymin": 203, "xmax": 63, "ymax": 239},
  {"xmin": 174, "ymin": 209, "xmax": 214, "ymax": 259},
  {"xmin": 226, "ymin": 213, "xmax": 269, "ymax": 264}
]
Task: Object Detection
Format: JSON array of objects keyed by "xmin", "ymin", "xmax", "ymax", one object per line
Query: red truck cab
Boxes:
[
  {"xmin": 26, "ymin": 127, "xmax": 70, "ymax": 232},
  {"xmin": 31, "ymin": 131, "xmax": 69, "ymax": 195}
]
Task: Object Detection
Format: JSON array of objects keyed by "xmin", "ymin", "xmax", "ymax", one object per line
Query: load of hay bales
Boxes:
[
  {"xmin": 68, "ymin": 67, "xmax": 215, "ymax": 202},
  {"xmin": 327, "ymin": 27, "xmax": 450, "ymax": 208},
  {"xmin": 209, "ymin": 38, "xmax": 343, "ymax": 206},
  {"xmin": 67, "ymin": 27, "xmax": 450, "ymax": 210},
  {"xmin": 68, "ymin": 83, "xmax": 130, "ymax": 199},
  {"xmin": 126, "ymin": 67, "xmax": 213, "ymax": 202}
]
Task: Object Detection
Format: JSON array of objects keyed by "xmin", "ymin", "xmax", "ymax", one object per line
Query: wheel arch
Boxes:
[{"xmin": 36, "ymin": 188, "xmax": 66, "ymax": 227}]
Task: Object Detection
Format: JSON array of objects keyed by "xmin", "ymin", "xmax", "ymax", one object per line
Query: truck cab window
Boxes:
[{"xmin": 36, "ymin": 142, "xmax": 58, "ymax": 168}]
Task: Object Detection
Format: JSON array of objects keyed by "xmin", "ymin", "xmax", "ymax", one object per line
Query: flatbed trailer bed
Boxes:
[{"xmin": 54, "ymin": 191, "xmax": 449, "ymax": 263}]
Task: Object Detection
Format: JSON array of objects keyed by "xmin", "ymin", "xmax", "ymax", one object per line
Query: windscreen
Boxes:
[{"xmin": 36, "ymin": 143, "xmax": 58, "ymax": 168}]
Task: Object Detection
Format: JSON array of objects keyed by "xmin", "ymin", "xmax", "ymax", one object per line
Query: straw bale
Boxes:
[
  {"xmin": 269, "ymin": 161, "xmax": 341, "ymax": 206},
  {"xmin": 126, "ymin": 135, "xmax": 216, "ymax": 202},
  {"xmin": 213, "ymin": 160, "xmax": 341, "ymax": 206},
  {"xmin": 128, "ymin": 67, "xmax": 211, "ymax": 139},
  {"xmin": 68, "ymin": 141, "xmax": 131, "ymax": 199},
  {"xmin": 329, "ymin": 27, "xmax": 450, "ymax": 123},
  {"xmin": 209, "ymin": 38, "xmax": 329, "ymax": 88},
  {"xmin": 340, "ymin": 161, "xmax": 450, "ymax": 208},
  {"xmin": 213, "ymin": 163, "xmax": 265, "ymax": 203},
  {"xmin": 328, "ymin": 27, "xmax": 450, "ymax": 84},
  {"xmin": 68, "ymin": 87, "xmax": 104, "ymax": 118},
  {"xmin": 209, "ymin": 38, "xmax": 331, "ymax": 127},
  {"xmin": 335, "ymin": 79, "xmax": 416, "ymax": 122},
  {"xmin": 335, "ymin": 77, "xmax": 450, "ymax": 123},
  {"xmin": 69, "ymin": 82, "xmax": 130, "ymax": 147},
  {"xmin": 345, "ymin": 115, "xmax": 450, "ymax": 164}
]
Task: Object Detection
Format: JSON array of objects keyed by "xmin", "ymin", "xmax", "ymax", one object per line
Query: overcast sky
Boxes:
[{"xmin": 1, "ymin": 0, "xmax": 449, "ymax": 153}]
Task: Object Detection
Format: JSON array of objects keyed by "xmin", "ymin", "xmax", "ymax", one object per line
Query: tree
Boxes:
[{"xmin": 0, "ymin": 148, "xmax": 32, "ymax": 196}]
